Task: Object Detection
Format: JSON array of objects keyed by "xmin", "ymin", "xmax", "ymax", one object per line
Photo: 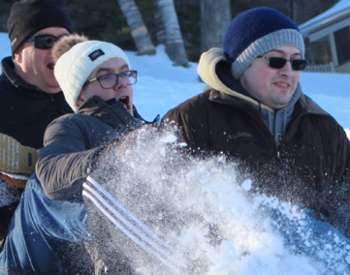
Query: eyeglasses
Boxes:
[
  {"xmin": 26, "ymin": 34, "xmax": 66, "ymax": 50},
  {"xmin": 258, "ymin": 55, "xmax": 307, "ymax": 71},
  {"xmin": 86, "ymin": 70, "xmax": 138, "ymax": 89}
]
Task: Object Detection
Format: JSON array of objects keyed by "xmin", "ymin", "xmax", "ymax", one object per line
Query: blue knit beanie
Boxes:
[{"xmin": 224, "ymin": 7, "xmax": 304, "ymax": 79}]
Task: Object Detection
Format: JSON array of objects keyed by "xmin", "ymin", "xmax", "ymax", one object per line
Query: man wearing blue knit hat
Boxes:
[{"xmin": 164, "ymin": 7, "xmax": 350, "ymax": 236}]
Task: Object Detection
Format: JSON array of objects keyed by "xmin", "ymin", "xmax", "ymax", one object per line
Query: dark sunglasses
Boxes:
[
  {"xmin": 258, "ymin": 55, "xmax": 307, "ymax": 71},
  {"xmin": 26, "ymin": 34, "xmax": 66, "ymax": 50},
  {"xmin": 86, "ymin": 70, "xmax": 138, "ymax": 89}
]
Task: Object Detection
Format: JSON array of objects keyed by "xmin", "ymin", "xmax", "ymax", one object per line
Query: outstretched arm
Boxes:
[{"xmin": 36, "ymin": 115, "xmax": 103, "ymax": 201}]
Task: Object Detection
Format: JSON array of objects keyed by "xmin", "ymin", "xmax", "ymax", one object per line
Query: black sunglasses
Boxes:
[
  {"xmin": 26, "ymin": 34, "xmax": 66, "ymax": 50},
  {"xmin": 258, "ymin": 56, "xmax": 307, "ymax": 71}
]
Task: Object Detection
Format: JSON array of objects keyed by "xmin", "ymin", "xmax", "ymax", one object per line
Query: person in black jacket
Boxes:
[
  {"xmin": 34, "ymin": 34, "xmax": 147, "ymax": 273},
  {"xmin": 0, "ymin": 0, "xmax": 72, "ymax": 149},
  {"xmin": 0, "ymin": 0, "xmax": 72, "ymax": 242}
]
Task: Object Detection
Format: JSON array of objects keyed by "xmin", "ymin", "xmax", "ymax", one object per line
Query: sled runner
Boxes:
[{"xmin": 82, "ymin": 176, "xmax": 186, "ymax": 273}]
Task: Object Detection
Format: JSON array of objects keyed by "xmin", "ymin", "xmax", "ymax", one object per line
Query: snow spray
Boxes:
[{"xmin": 88, "ymin": 126, "xmax": 350, "ymax": 275}]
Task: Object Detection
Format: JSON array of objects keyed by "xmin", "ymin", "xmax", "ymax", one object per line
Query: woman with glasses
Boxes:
[
  {"xmin": 36, "ymin": 33, "xmax": 146, "ymax": 201},
  {"xmin": 31, "ymin": 34, "xmax": 155, "ymax": 273}
]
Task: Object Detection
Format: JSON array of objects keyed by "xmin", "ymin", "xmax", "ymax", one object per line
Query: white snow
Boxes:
[
  {"xmin": 129, "ymin": 45, "xmax": 350, "ymax": 136},
  {"xmin": 0, "ymin": 33, "xmax": 11, "ymax": 65},
  {"xmin": 94, "ymin": 127, "xmax": 350, "ymax": 274},
  {"xmin": 0, "ymin": 32, "xmax": 349, "ymax": 135}
]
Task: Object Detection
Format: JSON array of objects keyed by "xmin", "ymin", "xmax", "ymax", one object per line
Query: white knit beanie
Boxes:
[{"xmin": 54, "ymin": 40, "xmax": 130, "ymax": 112}]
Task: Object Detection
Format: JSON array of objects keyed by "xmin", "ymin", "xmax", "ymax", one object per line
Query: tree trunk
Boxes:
[
  {"xmin": 153, "ymin": 1, "xmax": 165, "ymax": 45},
  {"xmin": 154, "ymin": 0, "xmax": 189, "ymax": 67},
  {"xmin": 200, "ymin": 0, "xmax": 231, "ymax": 52},
  {"xmin": 115, "ymin": 0, "xmax": 156, "ymax": 55}
]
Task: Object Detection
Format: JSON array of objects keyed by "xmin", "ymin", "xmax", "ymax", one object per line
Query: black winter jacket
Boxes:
[
  {"xmin": 36, "ymin": 96, "xmax": 143, "ymax": 201},
  {"xmin": 0, "ymin": 57, "xmax": 72, "ymax": 149},
  {"xmin": 0, "ymin": 57, "xmax": 71, "ymax": 240}
]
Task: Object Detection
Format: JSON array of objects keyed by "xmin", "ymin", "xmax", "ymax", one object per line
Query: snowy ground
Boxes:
[
  {"xmin": 0, "ymin": 32, "xmax": 349, "ymax": 135},
  {"xmin": 130, "ymin": 47, "xmax": 350, "ymax": 138},
  {"xmin": 1, "ymin": 32, "xmax": 350, "ymax": 274}
]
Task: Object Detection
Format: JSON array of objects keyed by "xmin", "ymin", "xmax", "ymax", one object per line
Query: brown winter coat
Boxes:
[{"xmin": 163, "ymin": 48, "xmax": 350, "ymax": 235}]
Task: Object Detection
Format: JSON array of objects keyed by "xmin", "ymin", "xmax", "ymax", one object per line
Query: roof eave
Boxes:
[{"xmin": 300, "ymin": 7, "xmax": 350, "ymax": 36}]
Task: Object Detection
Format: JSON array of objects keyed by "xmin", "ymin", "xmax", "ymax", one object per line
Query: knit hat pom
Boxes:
[{"xmin": 52, "ymin": 34, "xmax": 88, "ymax": 62}]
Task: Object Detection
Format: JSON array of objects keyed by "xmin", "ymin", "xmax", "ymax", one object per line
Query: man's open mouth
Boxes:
[{"xmin": 47, "ymin": 63, "xmax": 54, "ymax": 70}]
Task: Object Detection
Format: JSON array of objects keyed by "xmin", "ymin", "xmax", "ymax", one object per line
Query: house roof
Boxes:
[{"xmin": 299, "ymin": 0, "xmax": 350, "ymax": 36}]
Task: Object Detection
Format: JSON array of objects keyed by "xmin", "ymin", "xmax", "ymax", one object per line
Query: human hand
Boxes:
[{"xmin": 0, "ymin": 173, "xmax": 26, "ymax": 190}]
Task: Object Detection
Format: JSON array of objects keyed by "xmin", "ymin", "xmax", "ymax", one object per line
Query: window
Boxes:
[
  {"xmin": 334, "ymin": 27, "xmax": 350, "ymax": 65},
  {"xmin": 305, "ymin": 36, "xmax": 332, "ymax": 64}
]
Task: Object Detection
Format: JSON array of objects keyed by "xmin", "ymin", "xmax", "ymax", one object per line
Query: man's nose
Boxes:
[{"xmin": 280, "ymin": 60, "xmax": 293, "ymax": 74}]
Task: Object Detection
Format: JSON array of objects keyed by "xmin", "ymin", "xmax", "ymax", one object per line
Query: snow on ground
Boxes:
[
  {"xmin": 128, "ymin": 46, "xmax": 350, "ymax": 137},
  {"xmin": 0, "ymin": 33, "xmax": 11, "ymax": 64},
  {"xmin": 0, "ymin": 32, "xmax": 349, "ymax": 134},
  {"xmin": 128, "ymin": 45, "xmax": 350, "ymax": 137}
]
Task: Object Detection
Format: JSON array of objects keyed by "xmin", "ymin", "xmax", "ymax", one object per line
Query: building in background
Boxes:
[{"xmin": 300, "ymin": 0, "xmax": 350, "ymax": 73}]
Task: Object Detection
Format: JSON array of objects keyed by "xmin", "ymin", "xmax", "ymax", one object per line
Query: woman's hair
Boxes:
[{"xmin": 52, "ymin": 33, "xmax": 88, "ymax": 62}]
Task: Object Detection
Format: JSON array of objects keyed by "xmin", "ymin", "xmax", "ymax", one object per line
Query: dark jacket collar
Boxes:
[
  {"xmin": 78, "ymin": 96, "xmax": 145, "ymax": 128},
  {"xmin": 1, "ymin": 57, "xmax": 36, "ymax": 90}
]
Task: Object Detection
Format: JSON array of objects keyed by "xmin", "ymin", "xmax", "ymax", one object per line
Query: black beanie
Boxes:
[{"xmin": 7, "ymin": 0, "xmax": 72, "ymax": 53}]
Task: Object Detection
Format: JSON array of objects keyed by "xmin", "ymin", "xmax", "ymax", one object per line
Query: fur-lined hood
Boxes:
[{"xmin": 197, "ymin": 47, "xmax": 275, "ymax": 111}]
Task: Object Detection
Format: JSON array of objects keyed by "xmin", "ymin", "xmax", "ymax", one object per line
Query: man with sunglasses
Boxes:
[
  {"xmin": 0, "ymin": 0, "xmax": 72, "ymax": 149},
  {"xmin": 0, "ymin": 0, "xmax": 73, "ymax": 266},
  {"xmin": 164, "ymin": 7, "xmax": 350, "ymax": 236}
]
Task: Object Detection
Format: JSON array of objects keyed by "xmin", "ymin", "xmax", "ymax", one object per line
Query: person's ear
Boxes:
[{"xmin": 13, "ymin": 50, "xmax": 22, "ymax": 64}]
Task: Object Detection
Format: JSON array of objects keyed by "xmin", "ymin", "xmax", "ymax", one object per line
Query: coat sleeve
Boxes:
[
  {"xmin": 36, "ymin": 116, "xmax": 103, "ymax": 201},
  {"xmin": 319, "ymin": 123, "xmax": 350, "ymax": 237},
  {"xmin": 162, "ymin": 96, "xmax": 211, "ymax": 153},
  {"xmin": 162, "ymin": 107, "xmax": 191, "ymax": 144}
]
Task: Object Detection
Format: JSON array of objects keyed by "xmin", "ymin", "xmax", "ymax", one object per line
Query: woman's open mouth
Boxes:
[{"xmin": 118, "ymin": 96, "xmax": 130, "ymax": 111}]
